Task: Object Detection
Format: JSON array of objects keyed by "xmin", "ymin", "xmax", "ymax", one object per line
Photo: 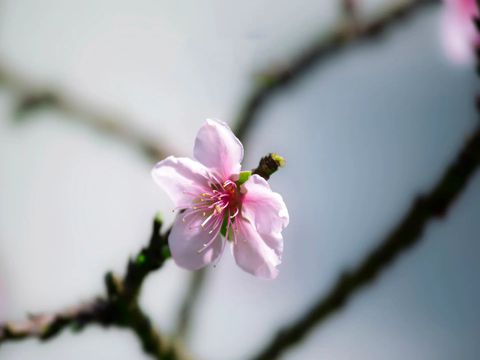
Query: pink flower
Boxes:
[
  {"xmin": 152, "ymin": 119, "xmax": 289, "ymax": 279},
  {"xmin": 442, "ymin": 0, "xmax": 479, "ymax": 64}
]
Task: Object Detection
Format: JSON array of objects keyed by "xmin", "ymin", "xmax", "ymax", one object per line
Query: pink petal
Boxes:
[
  {"xmin": 152, "ymin": 156, "xmax": 210, "ymax": 209},
  {"xmin": 441, "ymin": 0, "xmax": 479, "ymax": 64},
  {"xmin": 232, "ymin": 218, "xmax": 282, "ymax": 279},
  {"xmin": 169, "ymin": 211, "xmax": 224, "ymax": 270},
  {"xmin": 193, "ymin": 119, "xmax": 243, "ymax": 179},
  {"xmin": 241, "ymin": 174, "xmax": 289, "ymax": 256},
  {"xmin": 442, "ymin": 10, "xmax": 474, "ymax": 63}
]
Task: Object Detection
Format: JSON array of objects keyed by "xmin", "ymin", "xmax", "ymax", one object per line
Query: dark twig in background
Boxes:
[
  {"xmin": 234, "ymin": 0, "xmax": 440, "ymax": 142},
  {"xmin": 174, "ymin": 269, "xmax": 207, "ymax": 340},
  {"xmin": 0, "ymin": 62, "xmax": 167, "ymax": 161},
  {"xmin": 0, "ymin": 217, "xmax": 189, "ymax": 360},
  {"xmin": 0, "ymin": 1, "xmax": 441, "ymax": 162},
  {"xmin": 251, "ymin": 125, "xmax": 480, "ymax": 358},
  {"xmin": 0, "ymin": 298, "xmax": 110, "ymax": 343},
  {"xmin": 257, "ymin": 11, "xmax": 480, "ymax": 360}
]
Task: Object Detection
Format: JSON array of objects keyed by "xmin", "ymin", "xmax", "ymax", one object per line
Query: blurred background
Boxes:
[{"xmin": 0, "ymin": 0, "xmax": 479, "ymax": 359}]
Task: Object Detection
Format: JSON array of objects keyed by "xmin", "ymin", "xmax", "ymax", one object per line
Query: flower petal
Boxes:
[
  {"xmin": 152, "ymin": 156, "xmax": 210, "ymax": 209},
  {"xmin": 442, "ymin": 9, "xmax": 474, "ymax": 63},
  {"xmin": 169, "ymin": 211, "xmax": 224, "ymax": 270},
  {"xmin": 441, "ymin": 0, "xmax": 479, "ymax": 64},
  {"xmin": 193, "ymin": 119, "xmax": 243, "ymax": 179},
  {"xmin": 232, "ymin": 218, "xmax": 281, "ymax": 279},
  {"xmin": 241, "ymin": 174, "xmax": 289, "ymax": 256}
]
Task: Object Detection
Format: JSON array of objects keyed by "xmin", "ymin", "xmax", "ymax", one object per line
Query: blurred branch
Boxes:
[
  {"xmin": 252, "ymin": 9, "xmax": 480, "ymax": 360},
  {"xmin": 234, "ymin": 0, "xmax": 440, "ymax": 142},
  {"xmin": 0, "ymin": 298, "xmax": 110, "ymax": 342},
  {"xmin": 0, "ymin": 217, "xmax": 190, "ymax": 360},
  {"xmin": 251, "ymin": 124, "xmax": 480, "ymax": 360},
  {"xmin": 0, "ymin": 1, "xmax": 441, "ymax": 164},
  {"xmin": 0, "ymin": 61, "xmax": 167, "ymax": 161},
  {"xmin": 174, "ymin": 269, "xmax": 207, "ymax": 340},
  {"xmin": 175, "ymin": 0, "xmax": 442, "ymax": 342},
  {"xmin": 0, "ymin": 154, "xmax": 282, "ymax": 358}
]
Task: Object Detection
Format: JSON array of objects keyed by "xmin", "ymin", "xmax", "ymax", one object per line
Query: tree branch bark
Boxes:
[
  {"xmin": 0, "ymin": 217, "xmax": 190, "ymax": 360},
  {"xmin": 250, "ymin": 124, "xmax": 480, "ymax": 360},
  {"xmin": 234, "ymin": 0, "xmax": 440, "ymax": 142},
  {"xmin": 0, "ymin": 62, "xmax": 167, "ymax": 161}
]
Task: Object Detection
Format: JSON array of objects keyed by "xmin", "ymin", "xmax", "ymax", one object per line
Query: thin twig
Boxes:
[
  {"xmin": 0, "ymin": 298, "xmax": 110, "ymax": 342},
  {"xmin": 250, "ymin": 124, "xmax": 480, "ymax": 360},
  {"xmin": 174, "ymin": 270, "xmax": 207, "ymax": 339},
  {"xmin": 0, "ymin": 61, "xmax": 167, "ymax": 161},
  {"xmin": 234, "ymin": 0, "xmax": 440, "ymax": 142},
  {"xmin": 0, "ymin": 2, "xmax": 440, "ymax": 161},
  {"xmin": 0, "ymin": 217, "xmax": 190, "ymax": 360},
  {"xmin": 251, "ymin": 7, "xmax": 480, "ymax": 360},
  {"xmin": 127, "ymin": 302, "xmax": 189, "ymax": 360},
  {"xmin": 0, "ymin": 59, "xmax": 198, "ymax": 345}
]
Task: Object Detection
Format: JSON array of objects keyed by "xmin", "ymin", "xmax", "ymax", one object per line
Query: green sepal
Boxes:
[
  {"xmin": 136, "ymin": 253, "xmax": 147, "ymax": 265},
  {"xmin": 154, "ymin": 212, "xmax": 163, "ymax": 224},
  {"xmin": 161, "ymin": 246, "xmax": 171, "ymax": 259},
  {"xmin": 220, "ymin": 214, "xmax": 229, "ymax": 237},
  {"xmin": 236, "ymin": 171, "xmax": 251, "ymax": 186}
]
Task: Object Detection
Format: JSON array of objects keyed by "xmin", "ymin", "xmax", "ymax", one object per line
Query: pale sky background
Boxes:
[{"xmin": 0, "ymin": 1, "xmax": 479, "ymax": 359}]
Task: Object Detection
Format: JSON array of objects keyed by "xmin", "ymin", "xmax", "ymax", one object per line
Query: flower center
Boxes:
[{"xmin": 184, "ymin": 178, "xmax": 242, "ymax": 252}]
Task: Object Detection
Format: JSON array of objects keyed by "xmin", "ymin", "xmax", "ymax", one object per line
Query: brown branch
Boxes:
[
  {"xmin": 234, "ymin": 0, "xmax": 440, "ymax": 142},
  {"xmin": 250, "ymin": 125, "xmax": 480, "ymax": 360},
  {"xmin": 174, "ymin": 269, "xmax": 207, "ymax": 340},
  {"xmin": 252, "ymin": 7, "xmax": 480, "ymax": 360},
  {"xmin": 126, "ymin": 302, "xmax": 189, "ymax": 360},
  {"xmin": 0, "ymin": 217, "xmax": 191, "ymax": 360},
  {"xmin": 0, "ymin": 2, "xmax": 440, "ymax": 166},
  {"xmin": 0, "ymin": 298, "xmax": 110, "ymax": 343},
  {"xmin": 0, "ymin": 61, "xmax": 167, "ymax": 161}
]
